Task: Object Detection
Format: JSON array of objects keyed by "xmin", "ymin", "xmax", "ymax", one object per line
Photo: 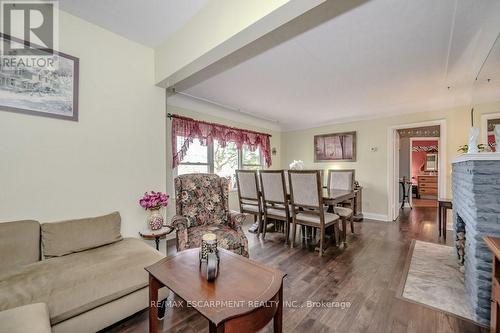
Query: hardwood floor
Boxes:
[
  {"xmin": 105, "ymin": 207, "xmax": 487, "ymax": 333},
  {"xmin": 412, "ymin": 198, "xmax": 438, "ymax": 208}
]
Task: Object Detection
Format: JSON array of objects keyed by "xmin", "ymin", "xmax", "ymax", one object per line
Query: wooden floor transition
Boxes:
[{"xmin": 104, "ymin": 207, "xmax": 487, "ymax": 333}]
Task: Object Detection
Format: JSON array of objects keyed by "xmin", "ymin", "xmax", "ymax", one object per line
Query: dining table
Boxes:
[
  {"xmin": 322, "ymin": 188, "xmax": 356, "ymax": 205},
  {"xmin": 248, "ymin": 187, "xmax": 356, "ymax": 246}
]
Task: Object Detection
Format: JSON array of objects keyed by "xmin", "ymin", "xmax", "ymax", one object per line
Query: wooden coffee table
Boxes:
[{"xmin": 145, "ymin": 248, "xmax": 286, "ymax": 333}]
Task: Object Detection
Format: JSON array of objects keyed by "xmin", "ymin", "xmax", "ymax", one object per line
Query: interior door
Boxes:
[{"xmin": 392, "ymin": 130, "xmax": 400, "ymax": 221}]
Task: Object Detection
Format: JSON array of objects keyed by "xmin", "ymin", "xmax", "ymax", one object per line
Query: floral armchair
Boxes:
[{"xmin": 171, "ymin": 173, "xmax": 249, "ymax": 257}]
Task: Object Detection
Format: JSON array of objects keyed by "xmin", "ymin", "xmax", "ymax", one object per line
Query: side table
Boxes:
[
  {"xmin": 438, "ymin": 198, "xmax": 452, "ymax": 240},
  {"xmin": 139, "ymin": 226, "xmax": 174, "ymax": 252}
]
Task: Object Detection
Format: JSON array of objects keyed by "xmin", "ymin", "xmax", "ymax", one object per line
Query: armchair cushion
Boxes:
[{"xmin": 186, "ymin": 225, "xmax": 245, "ymax": 254}]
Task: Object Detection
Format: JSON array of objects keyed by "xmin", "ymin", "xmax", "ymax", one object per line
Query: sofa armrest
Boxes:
[{"xmin": 228, "ymin": 211, "xmax": 246, "ymax": 230}]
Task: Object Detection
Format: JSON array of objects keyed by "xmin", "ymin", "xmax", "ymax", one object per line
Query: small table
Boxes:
[
  {"xmin": 139, "ymin": 226, "xmax": 174, "ymax": 251},
  {"xmin": 399, "ymin": 179, "xmax": 413, "ymax": 209},
  {"xmin": 438, "ymin": 198, "xmax": 453, "ymax": 240},
  {"xmin": 145, "ymin": 248, "xmax": 286, "ymax": 333}
]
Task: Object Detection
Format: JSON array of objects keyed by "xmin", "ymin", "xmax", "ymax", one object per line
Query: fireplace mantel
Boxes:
[{"xmin": 452, "ymin": 152, "xmax": 500, "ymax": 164}]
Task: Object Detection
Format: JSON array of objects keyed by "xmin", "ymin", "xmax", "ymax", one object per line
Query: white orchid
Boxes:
[{"xmin": 289, "ymin": 160, "xmax": 305, "ymax": 170}]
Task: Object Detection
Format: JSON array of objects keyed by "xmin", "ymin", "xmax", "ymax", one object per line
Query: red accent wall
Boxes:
[{"xmin": 411, "ymin": 140, "xmax": 438, "ymax": 183}]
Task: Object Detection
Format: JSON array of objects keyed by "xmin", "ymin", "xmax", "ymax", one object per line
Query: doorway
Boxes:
[
  {"xmin": 388, "ymin": 120, "xmax": 447, "ymax": 221},
  {"xmin": 409, "ymin": 137, "xmax": 439, "ymax": 208}
]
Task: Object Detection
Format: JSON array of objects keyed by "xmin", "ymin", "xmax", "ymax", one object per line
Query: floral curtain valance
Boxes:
[{"xmin": 171, "ymin": 114, "xmax": 272, "ymax": 168}]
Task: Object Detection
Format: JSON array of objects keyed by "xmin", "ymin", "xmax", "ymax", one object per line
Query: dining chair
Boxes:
[
  {"xmin": 288, "ymin": 170, "xmax": 340, "ymax": 256},
  {"xmin": 259, "ymin": 170, "xmax": 291, "ymax": 242},
  {"xmin": 327, "ymin": 169, "xmax": 355, "ymax": 240},
  {"xmin": 327, "ymin": 169, "xmax": 355, "ymax": 191},
  {"xmin": 235, "ymin": 170, "xmax": 263, "ymax": 236}
]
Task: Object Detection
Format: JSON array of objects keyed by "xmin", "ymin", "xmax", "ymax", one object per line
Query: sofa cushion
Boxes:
[
  {"xmin": 41, "ymin": 212, "xmax": 122, "ymax": 258},
  {"xmin": 0, "ymin": 303, "xmax": 51, "ymax": 333},
  {"xmin": 0, "ymin": 220, "xmax": 40, "ymax": 273},
  {"xmin": 0, "ymin": 238, "xmax": 164, "ymax": 325}
]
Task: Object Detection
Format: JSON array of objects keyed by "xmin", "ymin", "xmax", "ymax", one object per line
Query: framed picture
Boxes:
[
  {"xmin": 0, "ymin": 33, "xmax": 79, "ymax": 121},
  {"xmin": 314, "ymin": 131, "xmax": 356, "ymax": 162},
  {"xmin": 487, "ymin": 117, "xmax": 500, "ymax": 152}
]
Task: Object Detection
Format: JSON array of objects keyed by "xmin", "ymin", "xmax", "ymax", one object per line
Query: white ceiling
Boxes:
[
  {"xmin": 58, "ymin": 0, "xmax": 208, "ymax": 47},
  {"xmin": 181, "ymin": 0, "xmax": 500, "ymax": 131}
]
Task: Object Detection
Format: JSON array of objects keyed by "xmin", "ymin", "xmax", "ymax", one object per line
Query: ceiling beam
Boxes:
[
  {"xmin": 171, "ymin": 0, "xmax": 370, "ymax": 92},
  {"xmin": 155, "ymin": 0, "xmax": 327, "ymax": 88}
]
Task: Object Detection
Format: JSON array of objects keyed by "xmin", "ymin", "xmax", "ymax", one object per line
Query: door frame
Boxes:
[{"xmin": 387, "ymin": 120, "xmax": 447, "ymax": 221}]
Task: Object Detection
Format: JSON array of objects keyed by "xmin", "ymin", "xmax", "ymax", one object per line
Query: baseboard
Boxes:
[{"xmin": 363, "ymin": 212, "xmax": 391, "ymax": 222}]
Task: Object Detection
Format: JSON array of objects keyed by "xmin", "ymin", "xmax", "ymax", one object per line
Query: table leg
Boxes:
[
  {"xmin": 350, "ymin": 197, "xmax": 355, "ymax": 233},
  {"xmin": 155, "ymin": 237, "xmax": 160, "ymax": 251},
  {"xmin": 400, "ymin": 182, "xmax": 407, "ymax": 209},
  {"xmin": 438, "ymin": 205, "xmax": 442, "ymax": 237},
  {"xmin": 209, "ymin": 322, "xmax": 224, "ymax": 333},
  {"xmin": 443, "ymin": 208, "xmax": 447, "ymax": 241},
  {"xmin": 274, "ymin": 284, "xmax": 283, "ymax": 333},
  {"xmin": 342, "ymin": 218, "xmax": 347, "ymax": 246},
  {"xmin": 407, "ymin": 185, "xmax": 412, "ymax": 209},
  {"xmin": 149, "ymin": 274, "xmax": 160, "ymax": 333}
]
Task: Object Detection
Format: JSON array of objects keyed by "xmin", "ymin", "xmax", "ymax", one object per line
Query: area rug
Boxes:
[{"xmin": 399, "ymin": 240, "xmax": 474, "ymax": 322}]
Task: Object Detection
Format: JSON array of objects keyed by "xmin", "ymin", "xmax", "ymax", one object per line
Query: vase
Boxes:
[{"xmin": 147, "ymin": 209, "xmax": 164, "ymax": 230}]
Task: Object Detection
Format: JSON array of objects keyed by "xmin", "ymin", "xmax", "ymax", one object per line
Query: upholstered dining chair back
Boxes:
[
  {"xmin": 283, "ymin": 170, "xmax": 290, "ymax": 195},
  {"xmin": 288, "ymin": 170, "xmax": 322, "ymax": 208},
  {"xmin": 327, "ymin": 170, "xmax": 355, "ymax": 191},
  {"xmin": 236, "ymin": 170, "xmax": 259, "ymax": 200},
  {"xmin": 259, "ymin": 170, "xmax": 286, "ymax": 204}
]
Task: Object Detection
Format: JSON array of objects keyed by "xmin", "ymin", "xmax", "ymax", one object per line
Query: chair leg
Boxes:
[
  {"xmin": 334, "ymin": 223, "xmax": 341, "ymax": 246},
  {"xmin": 254, "ymin": 215, "xmax": 260, "ymax": 237},
  {"xmin": 341, "ymin": 217, "xmax": 347, "ymax": 245},
  {"xmin": 262, "ymin": 214, "xmax": 268, "ymax": 239},
  {"xmin": 350, "ymin": 214, "xmax": 354, "ymax": 234},
  {"xmin": 257, "ymin": 213, "xmax": 263, "ymax": 237},
  {"xmin": 284, "ymin": 219, "xmax": 289, "ymax": 245},
  {"xmin": 301, "ymin": 225, "xmax": 306, "ymax": 247},
  {"xmin": 319, "ymin": 227, "xmax": 325, "ymax": 257},
  {"xmin": 290, "ymin": 220, "xmax": 297, "ymax": 248}
]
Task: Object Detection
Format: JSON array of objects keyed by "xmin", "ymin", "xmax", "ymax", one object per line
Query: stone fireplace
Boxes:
[{"xmin": 452, "ymin": 153, "xmax": 500, "ymax": 325}]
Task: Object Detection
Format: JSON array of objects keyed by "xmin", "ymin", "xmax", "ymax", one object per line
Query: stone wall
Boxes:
[{"xmin": 452, "ymin": 159, "xmax": 500, "ymax": 325}]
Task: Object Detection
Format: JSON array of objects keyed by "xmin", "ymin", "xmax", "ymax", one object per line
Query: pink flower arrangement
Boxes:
[{"xmin": 139, "ymin": 191, "xmax": 169, "ymax": 210}]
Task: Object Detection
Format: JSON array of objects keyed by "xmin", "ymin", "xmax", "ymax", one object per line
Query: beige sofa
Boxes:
[{"xmin": 0, "ymin": 212, "xmax": 168, "ymax": 333}]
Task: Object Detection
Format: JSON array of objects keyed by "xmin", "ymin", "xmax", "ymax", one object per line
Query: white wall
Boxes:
[{"xmin": 0, "ymin": 11, "xmax": 166, "ymax": 237}]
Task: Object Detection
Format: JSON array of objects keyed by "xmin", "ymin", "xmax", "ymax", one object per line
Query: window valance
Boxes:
[{"xmin": 171, "ymin": 114, "xmax": 272, "ymax": 168}]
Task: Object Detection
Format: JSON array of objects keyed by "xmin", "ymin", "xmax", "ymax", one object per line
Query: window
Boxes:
[
  {"xmin": 213, "ymin": 140, "xmax": 238, "ymax": 187},
  {"xmin": 241, "ymin": 146, "xmax": 263, "ymax": 170},
  {"xmin": 176, "ymin": 136, "xmax": 264, "ymax": 188},
  {"xmin": 176, "ymin": 137, "xmax": 210, "ymax": 175}
]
